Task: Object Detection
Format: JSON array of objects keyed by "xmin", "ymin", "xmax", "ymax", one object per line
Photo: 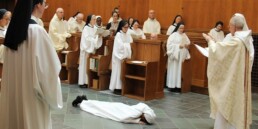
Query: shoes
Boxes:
[
  {"xmin": 113, "ymin": 89, "xmax": 122, "ymax": 95},
  {"xmin": 72, "ymin": 95, "xmax": 88, "ymax": 107},
  {"xmin": 79, "ymin": 84, "xmax": 88, "ymax": 88}
]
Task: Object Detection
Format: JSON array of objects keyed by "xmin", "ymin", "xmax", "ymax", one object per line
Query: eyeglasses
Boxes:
[{"xmin": 123, "ymin": 26, "xmax": 129, "ymax": 29}]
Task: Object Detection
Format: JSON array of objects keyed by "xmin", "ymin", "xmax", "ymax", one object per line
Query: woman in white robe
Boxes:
[
  {"xmin": 128, "ymin": 19, "xmax": 146, "ymax": 39},
  {"xmin": 209, "ymin": 21, "xmax": 225, "ymax": 42},
  {"xmin": 166, "ymin": 22, "xmax": 190, "ymax": 92},
  {"xmin": 106, "ymin": 11, "xmax": 120, "ymax": 36},
  {"xmin": 72, "ymin": 95, "xmax": 156, "ymax": 124},
  {"xmin": 109, "ymin": 20, "xmax": 133, "ymax": 94},
  {"xmin": 78, "ymin": 15, "xmax": 102, "ymax": 88},
  {"xmin": 0, "ymin": 1, "xmax": 63, "ymax": 129},
  {"xmin": 166, "ymin": 15, "xmax": 182, "ymax": 35}
]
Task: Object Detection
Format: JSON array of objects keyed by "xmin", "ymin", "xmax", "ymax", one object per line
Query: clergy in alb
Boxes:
[
  {"xmin": 78, "ymin": 15, "xmax": 103, "ymax": 88},
  {"xmin": 109, "ymin": 20, "xmax": 133, "ymax": 94},
  {"xmin": 209, "ymin": 21, "xmax": 225, "ymax": 42},
  {"xmin": 166, "ymin": 15, "xmax": 182, "ymax": 35},
  {"xmin": 143, "ymin": 10, "xmax": 161, "ymax": 34},
  {"xmin": 0, "ymin": 0, "xmax": 63, "ymax": 129},
  {"xmin": 0, "ymin": 9, "xmax": 8, "ymax": 63},
  {"xmin": 166, "ymin": 22, "xmax": 190, "ymax": 93},
  {"xmin": 68, "ymin": 13, "xmax": 85, "ymax": 33},
  {"xmin": 49, "ymin": 8, "xmax": 71, "ymax": 51},
  {"xmin": 72, "ymin": 95, "xmax": 156, "ymax": 124},
  {"xmin": 203, "ymin": 13, "xmax": 253, "ymax": 129}
]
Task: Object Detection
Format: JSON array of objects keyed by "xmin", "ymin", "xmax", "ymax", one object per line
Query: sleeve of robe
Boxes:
[
  {"xmin": 166, "ymin": 25, "xmax": 173, "ymax": 35},
  {"xmin": 49, "ymin": 21, "xmax": 70, "ymax": 43},
  {"xmin": 113, "ymin": 33, "xmax": 133, "ymax": 60},
  {"xmin": 142, "ymin": 21, "xmax": 148, "ymax": 33},
  {"xmin": 166, "ymin": 33, "xmax": 180, "ymax": 60},
  {"xmin": 34, "ymin": 27, "xmax": 63, "ymax": 109},
  {"xmin": 80, "ymin": 27, "xmax": 103, "ymax": 53},
  {"xmin": 156, "ymin": 21, "xmax": 161, "ymax": 34}
]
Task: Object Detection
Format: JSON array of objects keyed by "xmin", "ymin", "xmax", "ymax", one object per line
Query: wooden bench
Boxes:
[{"xmin": 59, "ymin": 33, "xmax": 81, "ymax": 84}]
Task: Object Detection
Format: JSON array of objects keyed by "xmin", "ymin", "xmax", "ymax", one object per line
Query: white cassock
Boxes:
[
  {"xmin": 209, "ymin": 28, "xmax": 225, "ymax": 42},
  {"xmin": 166, "ymin": 24, "xmax": 177, "ymax": 35},
  {"xmin": 128, "ymin": 28, "xmax": 146, "ymax": 39},
  {"xmin": 208, "ymin": 30, "xmax": 252, "ymax": 129},
  {"xmin": 0, "ymin": 18, "xmax": 63, "ymax": 129},
  {"xmin": 67, "ymin": 17, "xmax": 86, "ymax": 33},
  {"xmin": 0, "ymin": 26, "xmax": 6, "ymax": 63},
  {"xmin": 143, "ymin": 18, "xmax": 161, "ymax": 34},
  {"xmin": 78, "ymin": 25, "xmax": 102, "ymax": 85},
  {"xmin": 80, "ymin": 100, "xmax": 156, "ymax": 124},
  {"xmin": 109, "ymin": 31, "xmax": 132, "ymax": 91},
  {"xmin": 166, "ymin": 32, "xmax": 190, "ymax": 88},
  {"xmin": 49, "ymin": 14, "xmax": 71, "ymax": 51}
]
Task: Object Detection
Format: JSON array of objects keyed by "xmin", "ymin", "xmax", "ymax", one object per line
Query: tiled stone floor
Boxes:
[{"xmin": 51, "ymin": 84, "xmax": 258, "ymax": 129}]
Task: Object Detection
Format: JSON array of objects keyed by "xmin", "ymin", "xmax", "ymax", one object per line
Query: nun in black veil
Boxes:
[{"xmin": 0, "ymin": 0, "xmax": 63, "ymax": 129}]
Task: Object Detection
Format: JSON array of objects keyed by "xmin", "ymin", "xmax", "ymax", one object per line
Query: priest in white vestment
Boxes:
[
  {"xmin": 203, "ymin": 13, "xmax": 253, "ymax": 129},
  {"xmin": 209, "ymin": 21, "xmax": 225, "ymax": 42},
  {"xmin": 166, "ymin": 15, "xmax": 182, "ymax": 35},
  {"xmin": 68, "ymin": 13, "xmax": 85, "ymax": 33},
  {"xmin": 78, "ymin": 15, "xmax": 103, "ymax": 88},
  {"xmin": 49, "ymin": 8, "xmax": 71, "ymax": 51},
  {"xmin": 72, "ymin": 95, "xmax": 156, "ymax": 124},
  {"xmin": 109, "ymin": 20, "xmax": 133, "ymax": 94},
  {"xmin": 166, "ymin": 22, "xmax": 190, "ymax": 93},
  {"xmin": 0, "ymin": 1, "xmax": 63, "ymax": 129},
  {"xmin": 143, "ymin": 10, "xmax": 161, "ymax": 34},
  {"xmin": 128, "ymin": 19, "xmax": 146, "ymax": 39}
]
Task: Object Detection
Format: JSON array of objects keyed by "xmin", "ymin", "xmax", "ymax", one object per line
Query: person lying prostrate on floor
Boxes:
[{"xmin": 72, "ymin": 95, "xmax": 156, "ymax": 124}]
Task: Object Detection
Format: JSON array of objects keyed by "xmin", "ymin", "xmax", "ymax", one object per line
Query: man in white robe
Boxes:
[
  {"xmin": 0, "ymin": 0, "xmax": 63, "ymax": 129},
  {"xmin": 73, "ymin": 95, "xmax": 156, "ymax": 124},
  {"xmin": 203, "ymin": 13, "xmax": 253, "ymax": 129},
  {"xmin": 49, "ymin": 8, "xmax": 71, "ymax": 51},
  {"xmin": 68, "ymin": 13, "xmax": 86, "ymax": 33},
  {"xmin": 143, "ymin": 10, "xmax": 161, "ymax": 34}
]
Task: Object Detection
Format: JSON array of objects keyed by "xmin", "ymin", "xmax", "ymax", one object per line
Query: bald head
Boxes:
[
  {"xmin": 148, "ymin": 10, "xmax": 155, "ymax": 20},
  {"xmin": 56, "ymin": 8, "xmax": 64, "ymax": 20},
  {"xmin": 76, "ymin": 13, "xmax": 84, "ymax": 24}
]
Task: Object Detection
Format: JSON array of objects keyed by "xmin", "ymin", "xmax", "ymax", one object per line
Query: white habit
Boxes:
[
  {"xmin": 109, "ymin": 31, "xmax": 132, "ymax": 91},
  {"xmin": 49, "ymin": 14, "xmax": 71, "ymax": 51},
  {"xmin": 143, "ymin": 18, "xmax": 161, "ymax": 34},
  {"xmin": 67, "ymin": 17, "xmax": 86, "ymax": 33},
  {"xmin": 0, "ymin": 20, "xmax": 63, "ymax": 129},
  {"xmin": 80, "ymin": 100, "xmax": 156, "ymax": 124},
  {"xmin": 78, "ymin": 25, "xmax": 102, "ymax": 85},
  {"xmin": 166, "ymin": 32, "xmax": 190, "ymax": 88},
  {"xmin": 209, "ymin": 28, "xmax": 225, "ymax": 42},
  {"xmin": 166, "ymin": 24, "xmax": 177, "ymax": 35}
]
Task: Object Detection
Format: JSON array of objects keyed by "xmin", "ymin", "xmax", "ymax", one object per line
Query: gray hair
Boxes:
[{"xmin": 230, "ymin": 14, "xmax": 245, "ymax": 30}]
